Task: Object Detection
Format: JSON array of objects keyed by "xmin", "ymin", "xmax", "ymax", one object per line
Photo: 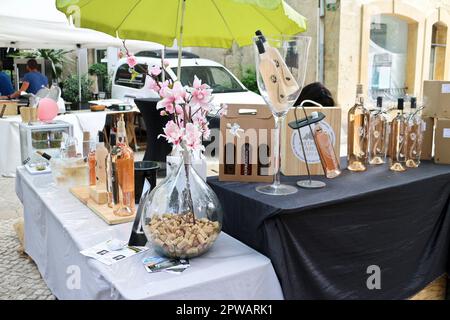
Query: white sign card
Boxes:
[
  {"xmin": 441, "ymin": 84, "xmax": 450, "ymax": 94},
  {"xmin": 443, "ymin": 128, "xmax": 450, "ymax": 138}
]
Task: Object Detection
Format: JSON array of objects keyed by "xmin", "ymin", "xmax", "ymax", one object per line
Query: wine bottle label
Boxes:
[{"xmin": 291, "ymin": 120, "xmax": 336, "ymax": 164}]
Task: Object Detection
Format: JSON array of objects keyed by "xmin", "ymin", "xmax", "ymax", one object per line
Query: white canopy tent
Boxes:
[
  {"xmin": 0, "ymin": 0, "xmax": 163, "ymax": 101},
  {"xmin": 0, "ymin": 0, "xmax": 162, "ymax": 51},
  {"xmin": 0, "ymin": 16, "xmax": 163, "ymax": 51}
]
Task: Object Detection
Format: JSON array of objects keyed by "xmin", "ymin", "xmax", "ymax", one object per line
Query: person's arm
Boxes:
[{"xmin": 8, "ymin": 81, "xmax": 29, "ymax": 99}]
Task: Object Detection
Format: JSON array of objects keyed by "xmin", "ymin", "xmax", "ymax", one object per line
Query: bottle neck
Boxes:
[
  {"xmin": 355, "ymin": 94, "xmax": 364, "ymax": 106},
  {"xmin": 117, "ymin": 128, "xmax": 128, "ymax": 145}
]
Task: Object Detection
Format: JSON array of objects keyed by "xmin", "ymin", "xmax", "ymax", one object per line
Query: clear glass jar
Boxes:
[{"xmin": 141, "ymin": 148, "xmax": 223, "ymax": 259}]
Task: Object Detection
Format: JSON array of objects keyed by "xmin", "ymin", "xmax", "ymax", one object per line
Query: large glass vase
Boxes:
[{"xmin": 141, "ymin": 147, "xmax": 223, "ymax": 259}]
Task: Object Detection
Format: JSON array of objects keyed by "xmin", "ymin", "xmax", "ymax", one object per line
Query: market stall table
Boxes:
[
  {"xmin": 208, "ymin": 160, "xmax": 450, "ymax": 299},
  {"xmin": 0, "ymin": 108, "xmax": 138, "ymax": 177},
  {"xmin": 15, "ymin": 167, "xmax": 283, "ymax": 300}
]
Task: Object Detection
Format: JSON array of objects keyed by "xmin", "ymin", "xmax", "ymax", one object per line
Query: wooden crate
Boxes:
[{"xmin": 281, "ymin": 106, "xmax": 341, "ymax": 176}]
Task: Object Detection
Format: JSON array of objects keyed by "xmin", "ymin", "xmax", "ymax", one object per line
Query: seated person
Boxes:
[
  {"xmin": 0, "ymin": 61, "xmax": 14, "ymax": 98},
  {"xmin": 295, "ymin": 82, "xmax": 335, "ymax": 107},
  {"xmin": 0, "ymin": 59, "xmax": 48, "ymax": 99}
]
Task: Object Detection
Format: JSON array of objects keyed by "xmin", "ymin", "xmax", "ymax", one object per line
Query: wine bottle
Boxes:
[
  {"xmin": 95, "ymin": 131, "xmax": 109, "ymax": 190},
  {"xmin": 405, "ymin": 97, "xmax": 424, "ymax": 168},
  {"xmin": 255, "ymin": 38, "xmax": 288, "ymax": 113},
  {"xmin": 368, "ymin": 97, "xmax": 388, "ymax": 165},
  {"xmin": 36, "ymin": 150, "xmax": 52, "ymax": 161},
  {"xmin": 347, "ymin": 84, "xmax": 370, "ymax": 171},
  {"xmin": 389, "ymin": 98, "xmax": 407, "ymax": 172},
  {"xmin": 88, "ymin": 141, "xmax": 96, "ymax": 186},
  {"xmin": 255, "ymin": 30, "xmax": 300, "ymax": 96},
  {"xmin": 112, "ymin": 115, "xmax": 135, "ymax": 216},
  {"xmin": 312, "ymin": 112, "xmax": 341, "ymax": 179}
]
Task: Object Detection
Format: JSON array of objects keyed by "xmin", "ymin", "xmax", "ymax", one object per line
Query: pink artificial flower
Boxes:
[
  {"xmin": 160, "ymin": 110, "xmax": 167, "ymax": 116},
  {"xmin": 147, "ymin": 77, "xmax": 160, "ymax": 92},
  {"xmin": 190, "ymin": 75, "xmax": 212, "ymax": 107},
  {"xmin": 158, "ymin": 80, "xmax": 170, "ymax": 96},
  {"xmin": 156, "ymin": 81, "xmax": 186, "ymax": 114},
  {"xmin": 191, "ymin": 113, "xmax": 210, "ymax": 139},
  {"xmin": 192, "ymin": 112, "xmax": 207, "ymax": 126},
  {"xmin": 160, "ymin": 120, "xmax": 182, "ymax": 145},
  {"xmin": 150, "ymin": 65, "xmax": 162, "ymax": 76},
  {"xmin": 163, "ymin": 59, "xmax": 170, "ymax": 67},
  {"xmin": 202, "ymin": 126, "xmax": 211, "ymax": 140},
  {"xmin": 175, "ymin": 104, "xmax": 184, "ymax": 116},
  {"xmin": 126, "ymin": 55, "xmax": 137, "ymax": 68},
  {"xmin": 157, "ymin": 98, "xmax": 175, "ymax": 114},
  {"xmin": 184, "ymin": 123, "xmax": 203, "ymax": 151},
  {"xmin": 171, "ymin": 81, "xmax": 187, "ymax": 105},
  {"xmin": 218, "ymin": 103, "xmax": 228, "ymax": 116}
]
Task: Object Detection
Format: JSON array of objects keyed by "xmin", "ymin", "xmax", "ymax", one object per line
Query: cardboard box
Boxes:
[
  {"xmin": 219, "ymin": 104, "xmax": 274, "ymax": 183},
  {"xmin": 423, "ymin": 81, "xmax": 450, "ymax": 118},
  {"xmin": 434, "ymin": 118, "xmax": 450, "ymax": 164},
  {"xmin": 0, "ymin": 101, "xmax": 18, "ymax": 116},
  {"xmin": 421, "ymin": 117, "xmax": 434, "ymax": 161},
  {"xmin": 281, "ymin": 106, "xmax": 341, "ymax": 176}
]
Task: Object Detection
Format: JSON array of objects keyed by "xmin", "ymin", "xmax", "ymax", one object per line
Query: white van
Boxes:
[{"xmin": 111, "ymin": 50, "xmax": 265, "ymax": 109}]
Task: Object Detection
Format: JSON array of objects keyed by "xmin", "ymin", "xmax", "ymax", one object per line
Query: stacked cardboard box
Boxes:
[{"xmin": 422, "ymin": 81, "xmax": 450, "ymax": 164}]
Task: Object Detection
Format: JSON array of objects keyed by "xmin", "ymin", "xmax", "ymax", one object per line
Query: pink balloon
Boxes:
[{"xmin": 38, "ymin": 98, "xmax": 58, "ymax": 122}]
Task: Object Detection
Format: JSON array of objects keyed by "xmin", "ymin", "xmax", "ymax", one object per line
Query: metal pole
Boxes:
[
  {"xmin": 161, "ymin": 46, "xmax": 166, "ymax": 82},
  {"xmin": 177, "ymin": 0, "xmax": 187, "ymax": 80},
  {"xmin": 77, "ymin": 47, "xmax": 82, "ymax": 104}
]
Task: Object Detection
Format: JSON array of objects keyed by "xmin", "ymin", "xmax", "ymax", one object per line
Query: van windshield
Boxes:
[{"xmin": 172, "ymin": 66, "xmax": 246, "ymax": 93}]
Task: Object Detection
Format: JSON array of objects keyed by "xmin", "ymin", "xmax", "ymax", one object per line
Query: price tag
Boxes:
[
  {"xmin": 443, "ymin": 128, "xmax": 450, "ymax": 138},
  {"xmin": 442, "ymin": 84, "xmax": 450, "ymax": 94}
]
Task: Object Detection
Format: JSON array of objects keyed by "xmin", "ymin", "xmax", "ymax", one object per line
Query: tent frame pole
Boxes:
[{"xmin": 177, "ymin": 0, "xmax": 187, "ymax": 80}]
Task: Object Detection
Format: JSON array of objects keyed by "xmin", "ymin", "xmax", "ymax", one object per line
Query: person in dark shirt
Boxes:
[
  {"xmin": 0, "ymin": 59, "xmax": 48, "ymax": 99},
  {"xmin": 0, "ymin": 61, "xmax": 14, "ymax": 98},
  {"xmin": 295, "ymin": 82, "xmax": 335, "ymax": 107}
]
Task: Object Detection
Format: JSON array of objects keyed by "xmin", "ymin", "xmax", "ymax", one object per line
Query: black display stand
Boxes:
[
  {"xmin": 134, "ymin": 98, "xmax": 172, "ymax": 162},
  {"xmin": 290, "ymin": 100, "xmax": 327, "ymax": 189}
]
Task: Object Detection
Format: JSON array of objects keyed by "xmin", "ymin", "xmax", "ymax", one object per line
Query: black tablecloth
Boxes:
[{"xmin": 208, "ymin": 161, "xmax": 450, "ymax": 299}]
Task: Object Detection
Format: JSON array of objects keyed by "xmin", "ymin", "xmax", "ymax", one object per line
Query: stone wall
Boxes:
[
  {"xmin": 192, "ymin": 0, "xmax": 450, "ymax": 107},
  {"xmin": 190, "ymin": 0, "xmax": 319, "ymax": 84}
]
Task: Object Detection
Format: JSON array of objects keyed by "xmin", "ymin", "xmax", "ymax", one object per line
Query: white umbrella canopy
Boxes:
[{"xmin": 0, "ymin": 15, "xmax": 163, "ymax": 50}]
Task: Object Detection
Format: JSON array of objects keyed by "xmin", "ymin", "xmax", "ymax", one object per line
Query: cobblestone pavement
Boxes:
[{"xmin": 0, "ymin": 177, "xmax": 55, "ymax": 300}]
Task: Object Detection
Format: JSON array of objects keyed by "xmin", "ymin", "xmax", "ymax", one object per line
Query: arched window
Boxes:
[
  {"xmin": 360, "ymin": 1, "xmax": 425, "ymax": 101},
  {"xmin": 368, "ymin": 14, "xmax": 411, "ymax": 100}
]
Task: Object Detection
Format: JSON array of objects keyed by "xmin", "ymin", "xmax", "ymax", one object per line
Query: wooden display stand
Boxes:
[
  {"xmin": 70, "ymin": 186, "xmax": 135, "ymax": 225},
  {"xmin": 281, "ymin": 106, "xmax": 341, "ymax": 176}
]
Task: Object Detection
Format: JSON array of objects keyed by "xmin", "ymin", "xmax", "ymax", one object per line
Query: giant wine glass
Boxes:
[{"xmin": 254, "ymin": 34, "xmax": 311, "ymax": 195}]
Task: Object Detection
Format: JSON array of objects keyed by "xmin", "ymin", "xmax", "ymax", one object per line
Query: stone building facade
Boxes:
[{"xmin": 191, "ymin": 0, "xmax": 450, "ymax": 119}]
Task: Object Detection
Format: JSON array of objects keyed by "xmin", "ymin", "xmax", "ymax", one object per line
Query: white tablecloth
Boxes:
[
  {"xmin": 15, "ymin": 167, "xmax": 284, "ymax": 300},
  {"xmin": 0, "ymin": 112, "xmax": 107, "ymax": 177}
]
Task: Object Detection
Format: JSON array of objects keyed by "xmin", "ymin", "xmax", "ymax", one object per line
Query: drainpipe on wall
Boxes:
[{"xmin": 319, "ymin": 0, "xmax": 325, "ymax": 83}]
